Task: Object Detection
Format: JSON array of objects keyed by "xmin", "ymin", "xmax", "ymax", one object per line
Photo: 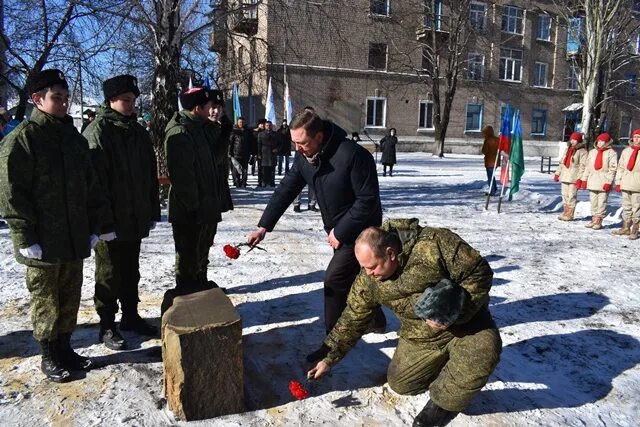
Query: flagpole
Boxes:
[{"xmin": 497, "ymin": 157, "xmax": 511, "ymax": 214}]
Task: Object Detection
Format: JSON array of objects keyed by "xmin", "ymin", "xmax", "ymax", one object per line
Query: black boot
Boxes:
[
  {"xmin": 120, "ymin": 312, "xmax": 158, "ymax": 336},
  {"xmin": 293, "ymin": 205, "xmax": 301, "ymax": 213},
  {"xmin": 39, "ymin": 340, "xmax": 71, "ymax": 383},
  {"xmin": 306, "ymin": 343, "xmax": 330, "ymax": 363},
  {"xmin": 58, "ymin": 333, "xmax": 92, "ymax": 370},
  {"xmin": 98, "ymin": 310, "xmax": 127, "ymax": 350},
  {"xmin": 413, "ymin": 400, "xmax": 459, "ymax": 427}
]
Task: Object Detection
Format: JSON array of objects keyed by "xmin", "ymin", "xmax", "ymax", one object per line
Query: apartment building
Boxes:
[{"xmin": 210, "ymin": 0, "xmax": 640, "ymax": 152}]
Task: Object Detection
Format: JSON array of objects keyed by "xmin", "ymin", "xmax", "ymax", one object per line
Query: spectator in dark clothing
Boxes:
[
  {"xmin": 247, "ymin": 110, "xmax": 387, "ymax": 363},
  {"xmin": 228, "ymin": 117, "xmax": 252, "ymax": 187},
  {"xmin": 258, "ymin": 120, "xmax": 278, "ymax": 187},
  {"xmin": 251, "ymin": 118, "xmax": 266, "ymax": 186},
  {"xmin": 81, "ymin": 110, "xmax": 96, "ymax": 133},
  {"xmin": 277, "ymin": 119, "xmax": 292, "ymax": 175},
  {"xmin": 379, "ymin": 128, "xmax": 398, "ymax": 177}
]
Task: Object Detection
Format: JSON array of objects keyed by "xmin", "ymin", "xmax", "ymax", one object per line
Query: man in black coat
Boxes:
[{"xmin": 247, "ymin": 110, "xmax": 387, "ymax": 361}]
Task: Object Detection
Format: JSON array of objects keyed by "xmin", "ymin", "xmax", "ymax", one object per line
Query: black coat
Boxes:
[
  {"xmin": 258, "ymin": 130, "xmax": 279, "ymax": 167},
  {"xmin": 258, "ymin": 121, "xmax": 382, "ymax": 245},
  {"xmin": 379, "ymin": 135, "xmax": 397, "ymax": 165},
  {"xmin": 228, "ymin": 126, "xmax": 252, "ymax": 163}
]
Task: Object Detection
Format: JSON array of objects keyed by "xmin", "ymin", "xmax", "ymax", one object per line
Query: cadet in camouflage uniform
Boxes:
[
  {"xmin": 165, "ymin": 87, "xmax": 221, "ymax": 292},
  {"xmin": 0, "ymin": 70, "xmax": 112, "ymax": 382},
  {"xmin": 83, "ymin": 75, "xmax": 161, "ymax": 350},
  {"xmin": 308, "ymin": 218, "xmax": 502, "ymax": 427}
]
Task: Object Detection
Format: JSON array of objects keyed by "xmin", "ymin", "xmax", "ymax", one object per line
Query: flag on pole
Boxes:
[
  {"xmin": 203, "ymin": 71, "xmax": 211, "ymax": 89},
  {"xmin": 265, "ymin": 77, "xmax": 276, "ymax": 123},
  {"xmin": 498, "ymin": 105, "xmax": 512, "ymax": 186},
  {"xmin": 509, "ymin": 110, "xmax": 525, "ymax": 200},
  {"xmin": 188, "ymin": 76, "xmax": 193, "ymax": 90},
  {"xmin": 177, "ymin": 86, "xmax": 183, "ymax": 110},
  {"xmin": 284, "ymin": 80, "xmax": 293, "ymax": 124},
  {"xmin": 232, "ymin": 82, "xmax": 242, "ymax": 123}
]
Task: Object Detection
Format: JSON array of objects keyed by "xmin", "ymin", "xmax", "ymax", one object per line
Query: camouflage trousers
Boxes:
[
  {"xmin": 26, "ymin": 261, "xmax": 83, "ymax": 341},
  {"xmin": 387, "ymin": 328, "xmax": 502, "ymax": 412},
  {"xmin": 172, "ymin": 223, "xmax": 216, "ymax": 291},
  {"xmin": 94, "ymin": 240, "xmax": 141, "ymax": 319}
]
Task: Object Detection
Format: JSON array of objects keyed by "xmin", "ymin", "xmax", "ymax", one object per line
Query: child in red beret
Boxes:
[
  {"xmin": 613, "ymin": 129, "xmax": 640, "ymax": 239},
  {"xmin": 580, "ymin": 133, "xmax": 618, "ymax": 230},
  {"xmin": 554, "ymin": 132, "xmax": 588, "ymax": 221}
]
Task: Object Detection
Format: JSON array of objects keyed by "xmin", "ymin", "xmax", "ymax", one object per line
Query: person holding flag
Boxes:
[
  {"xmin": 580, "ymin": 133, "xmax": 618, "ymax": 230},
  {"xmin": 553, "ymin": 132, "xmax": 588, "ymax": 221}
]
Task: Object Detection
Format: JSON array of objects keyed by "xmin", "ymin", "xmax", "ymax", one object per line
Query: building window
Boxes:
[
  {"xmin": 465, "ymin": 103, "xmax": 483, "ymax": 131},
  {"xmin": 368, "ymin": 43, "xmax": 387, "ymax": 70},
  {"xmin": 635, "ymin": 33, "xmax": 640, "ymax": 54},
  {"xmin": 567, "ymin": 17, "xmax": 583, "ymax": 55},
  {"xmin": 531, "ymin": 109, "xmax": 547, "ymax": 135},
  {"xmin": 424, "ymin": 0, "xmax": 443, "ymax": 30},
  {"xmin": 419, "ymin": 100, "xmax": 434, "ymax": 129},
  {"xmin": 533, "ymin": 62, "xmax": 548, "ymax": 87},
  {"xmin": 568, "ymin": 65, "xmax": 580, "ymax": 90},
  {"xmin": 501, "ymin": 6, "xmax": 523, "ymax": 34},
  {"xmin": 626, "ymin": 74, "xmax": 638, "ymax": 97},
  {"xmin": 499, "ymin": 48, "xmax": 523, "ymax": 82},
  {"xmin": 370, "ymin": 0, "xmax": 389, "ymax": 16},
  {"xmin": 537, "ymin": 15, "xmax": 551, "ymax": 41},
  {"xmin": 634, "ymin": 0, "xmax": 640, "ymax": 12},
  {"xmin": 466, "ymin": 53, "xmax": 484, "ymax": 80},
  {"xmin": 620, "ymin": 115, "xmax": 631, "ymax": 144},
  {"xmin": 470, "ymin": 1, "xmax": 486, "ymax": 30},
  {"xmin": 366, "ymin": 97, "xmax": 386, "ymax": 127},
  {"xmin": 421, "ymin": 48, "xmax": 432, "ymax": 74}
]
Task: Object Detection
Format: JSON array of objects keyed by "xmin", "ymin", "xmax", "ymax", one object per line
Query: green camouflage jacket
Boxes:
[
  {"xmin": 83, "ymin": 104, "xmax": 160, "ymax": 241},
  {"xmin": 0, "ymin": 108, "xmax": 111, "ymax": 266},
  {"xmin": 164, "ymin": 111, "xmax": 221, "ymax": 224},
  {"xmin": 324, "ymin": 218, "xmax": 495, "ymax": 366}
]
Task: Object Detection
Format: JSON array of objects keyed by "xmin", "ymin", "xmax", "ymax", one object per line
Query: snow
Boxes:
[{"xmin": 1, "ymin": 153, "xmax": 639, "ymax": 426}]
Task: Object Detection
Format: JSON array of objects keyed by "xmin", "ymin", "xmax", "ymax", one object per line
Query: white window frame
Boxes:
[
  {"xmin": 465, "ymin": 103, "xmax": 483, "ymax": 132},
  {"xmin": 537, "ymin": 14, "xmax": 551, "ymax": 41},
  {"xmin": 370, "ymin": 0, "xmax": 390, "ymax": 16},
  {"xmin": 502, "ymin": 5, "xmax": 523, "ymax": 35},
  {"xmin": 470, "ymin": 1, "xmax": 486, "ymax": 31},
  {"xmin": 619, "ymin": 115, "xmax": 632, "ymax": 144},
  {"xmin": 531, "ymin": 109, "xmax": 547, "ymax": 135},
  {"xmin": 499, "ymin": 48, "xmax": 523, "ymax": 82},
  {"xmin": 466, "ymin": 53, "xmax": 485, "ymax": 81},
  {"xmin": 365, "ymin": 97, "xmax": 387, "ymax": 128},
  {"xmin": 533, "ymin": 62, "xmax": 548, "ymax": 87},
  {"xmin": 418, "ymin": 100, "xmax": 435, "ymax": 130}
]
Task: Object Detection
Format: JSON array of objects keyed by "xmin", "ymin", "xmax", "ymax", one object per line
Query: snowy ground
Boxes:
[{"xmin": 1, "ymin": 153, "xmax": 639, "ymax": 427}]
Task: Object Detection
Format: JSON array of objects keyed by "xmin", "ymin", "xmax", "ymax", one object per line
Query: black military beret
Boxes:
[
  {"xmin": 30, "ymin": 69, "xmax": 68, "ymax": 93},
  {"xmin": 414, "ymin": 278, "xmax": 468, "ymax": 327},
  {"xmin": 103, "ymin": 74, "xmax": 140, "ymax": 99},
  {"xmin": 208, "ymin": 89, "xmax": 224, "ymax": 105},
  {"xmin": 180, "ymin": 87, "xmax": 211, "ymax": 110}
]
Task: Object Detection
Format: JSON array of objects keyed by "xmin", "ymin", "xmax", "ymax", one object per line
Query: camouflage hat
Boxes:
[
  {"xmin": 30, "ymin": 69, "xmax": 68, "ymax": 93},
  {"xmin": 180, "ymin": 87, "xmax": 211, "ymax": 110},
  {"xmin": 414, "ymin": 278, "xmax": 467, "ymax": 327},
  {"xmin": 103, "ymin": 74, "xmax": 140, "ymax": 99}
]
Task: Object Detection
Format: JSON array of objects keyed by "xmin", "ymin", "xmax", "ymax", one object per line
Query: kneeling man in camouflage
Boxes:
[{"xmin": 308, "ymin": 218, "xmax": 502, "ymax": 426}]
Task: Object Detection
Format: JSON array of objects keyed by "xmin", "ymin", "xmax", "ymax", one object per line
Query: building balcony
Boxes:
[
  {"xmin": 230, "ymin": 9, "xmax": 258, "ymax": 36},
  {"xmin": 208, "ymin": 29, "xmax": 228, "ymax": 53},
  {"xmin": 416, "ymin": 15, "xmax": 450, "ymax": 43}
]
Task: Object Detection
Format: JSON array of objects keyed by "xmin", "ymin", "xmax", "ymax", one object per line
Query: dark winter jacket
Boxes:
[
  {"xmin": 277, "ymin": 125, "xmax": 292, "ymax": 156},
  {"xmin": 228, "ymin": 125, "xmax": 252, "ymax": 164},
  {"xmin": 258, "ymin": 129, "xmax": 279, "ymax": 167},
  {"xmin": 164, "ymin": 111, "xmax": 221, "ymax": 225},
  {"xmin": 205, "ymin": 118, "xmax": 234, "ymax": 213},
  {"xmin": 83, "ymin": 103, "xmax": 160, "ymax": 241},
  {"xmin": 324, "ymin": 218, "xmax": 496, "ymax": 366},
  {"xmin": 379, "ymin": 134, "xmax": 397, "ymax": 165},
  {"xmin": 258, "ymin": 120, "xmax": 382, "ymax": 245},
  {"xmin": 0, "ymin": 108, "xmax": 112, "ymax": 266}
]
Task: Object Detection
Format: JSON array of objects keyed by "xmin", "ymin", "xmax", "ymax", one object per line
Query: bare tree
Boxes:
[{"xmin": 554, "ymin": 0, "xmax": 640, "ymax": 141}]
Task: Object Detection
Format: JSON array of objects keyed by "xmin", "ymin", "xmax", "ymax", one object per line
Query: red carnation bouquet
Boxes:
[
  {"xmin": 223, "ymin": 243, "xmax": 265, "ymax": 259},
  {"xmin": 288, "ymin": 380, "xmax": 309, "ymax": 400}
]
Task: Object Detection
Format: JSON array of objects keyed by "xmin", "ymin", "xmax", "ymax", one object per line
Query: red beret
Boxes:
[
  {"xmin": 631, "ymin": 129, "xmax": 640, "ymax": 137},
  {"xmin": 569, "ymin": 132, "xmax": 583, "ymax": 142},
  {"xmin": 595, "ymin": 133, "xmax": 611, "ymax": 142}
]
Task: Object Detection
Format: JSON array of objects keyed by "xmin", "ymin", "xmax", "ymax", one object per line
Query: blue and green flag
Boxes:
[{"xmin": 509, "ymin": 110, "xmax": 525, "ymax": 200}]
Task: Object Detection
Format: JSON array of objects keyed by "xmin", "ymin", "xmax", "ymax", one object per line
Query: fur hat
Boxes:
[
  {"xmin": 569, "ymin": 132, "xmax": 583, "ymax": 142},
  {"xmin": 103, "ymin": 74, "xmax": 140, "ymax": 99},
  {"xmin": 208, "ymin": 89, "xmax": 224, "ymax": 105},
  {"xmin": 180, "ymin": 87, "xmax": 211, "ymax": 110},
  {"xmin": 414, "ymin": 278, "xmax": 467, "ymax": 327},
  {"xmin": 30, "ymin": 69, "xmax": 68, "ymax": 93},
  {"xmin": 596, "ymin": 133, "xmax": 611, "ymax": 143}
]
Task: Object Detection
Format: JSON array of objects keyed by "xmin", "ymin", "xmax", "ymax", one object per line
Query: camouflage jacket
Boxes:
[
  {"xmin": 83, "ymin": 104, "xmax": 160, "ymax": 241},
  {"xmin": 324, "ymin": 218, "xmax": 495, "ymax": 366},
  {"xmin": 0, "ymin": 108, "xmax": 111, "ymax": 266},
  {"xmin": 164, "ymin": 111, "xmax": 221, "ymax": 224}
]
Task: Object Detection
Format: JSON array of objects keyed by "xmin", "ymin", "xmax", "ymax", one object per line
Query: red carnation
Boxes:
[
  {"xmin": 288, "ymin": 380, "xmax": 309, "ymax": 400},
  {"xmin": 223, "ymin": 244, "xmax": 241, "ymax": 259}
]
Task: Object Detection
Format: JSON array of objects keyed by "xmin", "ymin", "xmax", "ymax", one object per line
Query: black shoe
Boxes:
[
  {"xmin": 306, "ymin": 344, "xmax": 330, "ymax": 363},
  {"xmin": 58, "ymin": 333, "xmax": 92, "ymax": 370},
  {"xmin": 99, "ymin": 327, "xmax": 127, "ymax": 350},
  {"xmin": 308, "ymin": 205, "xmax": 319, "ymax": 212},
  {"xmin": 120, "ymin": 314, "xmax": 158, "ymax": 336},
  {"xmin": 413, "ymin": 400, "xmax": 459, "ymax": 427},
  {"xmin": 293, "ymin": 205, "xmax": 301, "ymax": 213},
  {"xmin": 39, "ymin": 340, "xmax": 71, "ymax": 383}
]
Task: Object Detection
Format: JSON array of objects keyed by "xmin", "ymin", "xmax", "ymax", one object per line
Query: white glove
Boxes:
[
  {"xmin": 19, "ymin": 244, "xmax": 42, "ymax": 260},
  {"xmin": 90, "ymin": 234, "xmax": 100, "ymax": 249},
  {"xmin": 99, "ymin": 231, "xmax": 117, "ymax": 241},
  {"xmin": 149, "ymin": 221, "xmax": 157, "ymax": 231}
]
